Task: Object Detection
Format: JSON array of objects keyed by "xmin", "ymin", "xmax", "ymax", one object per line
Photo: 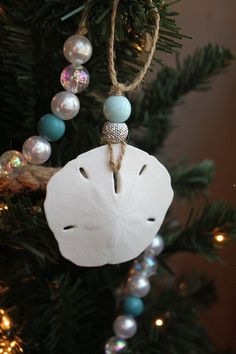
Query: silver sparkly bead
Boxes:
[
  {"xmin": 113, "ymin": 315, "xmax": 137, "ymax": 339},
  {"xmin": 102, "ymin": 122, "xmax": 128, "ymax": 143},
  {"xmin": 145, "ymin": 234, "xmax": 164, "ymax": 256},
  {"xmin": 105, "ymin": 337, "xmax": 127, "ymax": 354},
  {"xmin": 22, "ymin": 136, "xmax": 51, "ymax": 165},
  {"xmin": 51, "ymin": 91, "xmax": 80, "ymax": 120},
  {"xmin": 127, "ymin": 274, "xmax": 150, "ymax": 298},
  {"xmin": 63, "ymin": 35, "xmax": 93, "ymax": 65}
]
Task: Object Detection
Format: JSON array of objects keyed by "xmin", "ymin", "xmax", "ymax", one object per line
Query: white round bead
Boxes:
[
  {"xmin": 22, "ymin": 136, "xmax": 51, "ymax": 165},
  {"xmin": 63, "ymin": 35, "xmax": 93, "ymax": 65},
  {"xmin": 103, "ymin": 96, "xmax": 131, "ymax": 123},
  {"xmin": 113, "ymin": 316, "xmax": 137, "ymax": 339},
  {"xmin": 51, "ymin": 91, "xmax": 80, "ymax": 120},
  {"xmin": 127, "ymin": 274, "xmax": 150, "ymax": 298},
  {"xmin": 145, "ymin": 234, "xmax": 164, "ymax": 256}
]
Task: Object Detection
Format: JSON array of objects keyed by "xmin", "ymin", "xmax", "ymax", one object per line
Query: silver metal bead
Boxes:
[
  {"xmin": 127, "ymin": 274, "xmax": 150, "ymax": 298},
  {"xmin": 113, "ymin": 315, "xmax": 137, "ymax": 339},
  {"xmin": 102, "ymin": 122, "xmax": 128, "ymax": 143}
]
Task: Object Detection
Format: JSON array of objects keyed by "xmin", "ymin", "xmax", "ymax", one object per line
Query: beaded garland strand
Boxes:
[
  {"xmin": 105, "ymin": 234, "xmax": 165, "ymax": 354},
  {"xmin": 0, "ymin": 33, "xmax": 92, "ymax": 178}
]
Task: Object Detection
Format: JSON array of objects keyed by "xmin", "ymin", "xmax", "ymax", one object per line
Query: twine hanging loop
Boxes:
[{"xmin": 107, "ymin": 0, "xmax": 160, "ymax": 172}]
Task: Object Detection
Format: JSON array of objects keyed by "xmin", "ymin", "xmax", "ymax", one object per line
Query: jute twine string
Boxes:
[
  {"xmin": 108, "ymin": 141, "xmax": 126, "ymax": 174},
  {"xmin": 0, "ymin": 0, "xmax": 160, "ymax": 194},
  {"xmin": 109, "ymin": 0, "xmax": 160, "ymax": 96},
  {"xmin": 76, "ymin": 0, "xmax": 94, "ymax": 36},
  {"xmin": 107, "ymin": 0, "xmax": 160, "ymax": 173}
]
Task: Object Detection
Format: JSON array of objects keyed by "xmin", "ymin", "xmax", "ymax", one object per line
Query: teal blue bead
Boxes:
[
  {"xmin": 123, "ymin": 296, "xmax": 144, "ymax": 317},
  {"xmin": 37, "ymin": 114, "xmax": 65, "ymax": 142},
  {"xmin": 103, "ymin": 95, "xmax": 131, "ymax": 123}
]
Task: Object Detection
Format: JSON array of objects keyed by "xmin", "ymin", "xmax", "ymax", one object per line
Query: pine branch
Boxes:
[
  {"xmin": 131, "ymin": 44, "xmax": 234, "ymax": 153},
  {"xmin": 0, "ymin": 196, "xmax": 59, "ymax": 263},
  {"xmin": 163, "ymin": 202, "xmax": 236, "ymax": 261},
  {"xmin": 26, "ymin": 274, "xmax": 97, "ymax": 354},
  {"xmin": 177, "ymin": 272, "xmax": 217, "ymax": 309},
  {"xmin": 128, "ymin": 284, "xmax": 213, "ymax": 354},
  {"xmin": 170, "ymin": 160, "xmax": 214, "ymax": 199}
]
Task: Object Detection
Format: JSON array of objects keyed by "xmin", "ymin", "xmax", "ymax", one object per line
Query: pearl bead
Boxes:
[
  {"xmin": 105, "ymin": 337, "xmax": 127, "ymax": 354},
  {"xmin": 113, "ymin": 315, "xmax": 137, "ymax": 339},
  {"xmin": 60, "ymin": 64, "xmax": 90, "ymax": 94},
  {"xmin": 123, "ymin": 296, "xmax": 144, "ymax": 317},
  {"xmin": 127, "ymin": 274, "xmax": 150, "ymax": 298},
  {"xmin": 22, "ymin": 136, "xmax": 51, "ymax": 165},
  {"xmin": 63, "ymin": 35, "xmax": 93, "ymax": 65},
  {"xmin": 51, "ymin": 91, "xmax": 80, "ymax": 120},
  {"xmin": 145, "ymin": 234, "xmax": 164, "ymax": 256},
  {"xmin": 37, "ymin": 114, "xmax": 65, "ymax": 142},
  {"xmin": 0, "ymin": 150, "xmax": 27, "ymax": 178},
  {"xmin": 102, "ymin": 122, "xmax": 128, "ymax": 143},
  {"xmin": 103, "ymin": 96, "xmax": 131, "ymax": 123}
]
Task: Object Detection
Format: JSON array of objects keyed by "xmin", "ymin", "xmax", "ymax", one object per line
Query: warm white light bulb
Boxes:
[
  {"xmin": 155, "ymin": 318, "xmax": 164, "ymax": 327},
  {"xmin": 214, "ymin": 234, "xmax": 225, "ymax": 243}
]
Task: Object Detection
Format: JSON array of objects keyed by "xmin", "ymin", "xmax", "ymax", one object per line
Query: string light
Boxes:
[
  {"xmin": 155, "ymin": 318, "xmax": 164, "ymax": 327},
  {"xmin": 0, "ymin": 203, "xmax": 8, "ymax": 212},
  {"xmin": 0, "ymin": 310, "xmax": 11, "ymax": 331},
  {"xmin": 0, "ymin": 337, "xmax": 23, "ymax": 353},
  {"xmin": 214, "ymin": 233, "xmax": 225, "ymax": 243}
]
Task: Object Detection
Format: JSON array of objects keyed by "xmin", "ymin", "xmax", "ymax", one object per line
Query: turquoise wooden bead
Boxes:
[
  {"xmin": 37, "ymin": 114, "xmax": 65, "ymax": 142},
  {"xmin": 103, "ymin": 95, "xmax": 131, "ymax": 123},
  {"xmin": 123, "ymin": 296, "xmax": 144, "ymax": 317}
]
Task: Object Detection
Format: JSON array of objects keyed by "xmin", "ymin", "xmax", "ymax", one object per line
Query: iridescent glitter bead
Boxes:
[
  {"xmin": 102, "ymin": 122, "xmax": 128, "ymax": 143},
  {"xmin": 105, "ymin": 337, "xmax": 127, "ymax": 354},
  {"xmin": 60, "ymin": 64, "xmax": 90, "ymax": 94},
  {"xmin": 0, "ymin": 150, "xmax": 27, "ymax": 178},
  {"xmin": 133, "ymin": 255, "xmax": 157, "ymax": 277}
]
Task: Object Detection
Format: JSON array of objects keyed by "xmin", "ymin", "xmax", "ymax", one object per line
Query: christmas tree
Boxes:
[{"xmin": 0, "ymin": 1, "xmax": 235, "ymax": 353}]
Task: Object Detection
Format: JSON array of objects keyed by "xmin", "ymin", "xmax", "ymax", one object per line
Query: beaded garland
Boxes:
[
  {"xmin": 105, "ymin": 234, "xmax": 165, "ymax": 354},
  {"xmin": 0, "ymin": 34, "xmax": 92, "ymax": 178}
]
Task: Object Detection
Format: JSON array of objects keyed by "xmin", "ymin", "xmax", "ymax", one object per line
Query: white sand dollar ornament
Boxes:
[{"xmin": 44, "ymin": 144, "xmax": 174, "ymax": 266}]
